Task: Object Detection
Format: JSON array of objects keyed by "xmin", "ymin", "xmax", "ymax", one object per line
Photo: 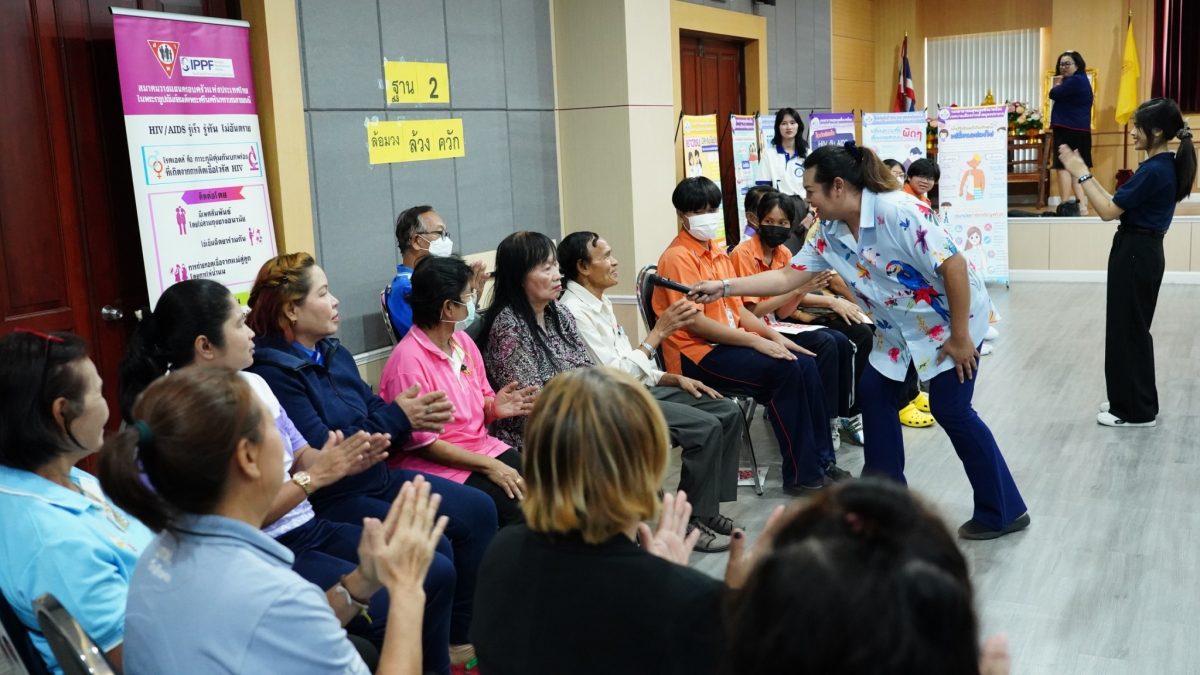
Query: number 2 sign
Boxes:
[{"xmin": 384, "ymin": 61, "xmax": 450, "ymax": 105}]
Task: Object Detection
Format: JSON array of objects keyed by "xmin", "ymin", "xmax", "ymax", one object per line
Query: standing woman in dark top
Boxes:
[
  {"xmin": 1057, "ymin": 98, "xmax": 1196, "ymax": 427},
  {"xmin": 1049, "ymin": 51, "xmax": 1094, "ymax": 215}
]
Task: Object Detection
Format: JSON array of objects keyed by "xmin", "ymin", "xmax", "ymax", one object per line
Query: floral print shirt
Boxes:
[
  {"xmin": 482, "ymin": 302, "xmax": 593, "ymax": 448},
  {"xmin": 790, "ymin": 189, "xmax": 992, "ymax": 382}
]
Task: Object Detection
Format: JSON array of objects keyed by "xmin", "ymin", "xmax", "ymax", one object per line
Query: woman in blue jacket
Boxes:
[
  {"xmin": 247, "ymin": 252, "xmax": 498, "ymax": 674},
  {"xmin": 1049, "ymin": 51, "xmax": 1094, "ymax": 215}
]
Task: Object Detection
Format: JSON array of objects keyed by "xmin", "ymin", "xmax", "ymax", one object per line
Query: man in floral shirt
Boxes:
[{"xmin": 691, "ymin": 143, "xmax": 1029, "ymax": 541}]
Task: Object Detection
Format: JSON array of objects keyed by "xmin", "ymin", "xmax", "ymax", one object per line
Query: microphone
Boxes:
[{"xmin": 648, "ymin": 274, "xmax": 693, "ymax": 294}]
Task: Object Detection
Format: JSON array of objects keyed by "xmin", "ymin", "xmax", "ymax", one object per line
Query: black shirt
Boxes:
[{"xmin": 471, "ymin": 525, "xmax": 725, "ymax": 675}]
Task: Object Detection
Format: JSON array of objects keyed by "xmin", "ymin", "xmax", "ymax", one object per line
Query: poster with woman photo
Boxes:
[{"xmin": 935, "ymin": 105, "xmax": 1009, "ymax": 284}]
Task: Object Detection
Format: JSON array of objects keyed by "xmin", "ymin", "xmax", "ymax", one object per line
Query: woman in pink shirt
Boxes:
[{"xmin": 380, "ymin": 256, "xmax": 537, "ymax": 526}]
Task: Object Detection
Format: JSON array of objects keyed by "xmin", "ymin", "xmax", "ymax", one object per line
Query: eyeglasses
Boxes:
[
  {"xmin": 416, "ymin": 229, "xmax": 447, "ymax": 240},
  {"xmin": 14, "ymin": 328, "xmax": 65, "ymax": 411}
]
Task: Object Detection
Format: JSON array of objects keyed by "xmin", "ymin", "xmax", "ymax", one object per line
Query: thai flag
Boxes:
[{"xmin": 893, "ymin": 36, "xmax": 916, "ymax": 112}]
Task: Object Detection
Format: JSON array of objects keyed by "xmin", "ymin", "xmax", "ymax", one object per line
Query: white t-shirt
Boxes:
[
  {"xmin": 241, "ymin": 371, "xmax": 316, "ymax": 538},
  {"xmin": 757, "ymin": 144, "xmax": 806, "ymax": 195}
]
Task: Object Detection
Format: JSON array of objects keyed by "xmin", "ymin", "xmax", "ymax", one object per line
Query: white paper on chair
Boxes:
[
  {"xmin": 737, "ymin": 465, "xmax": 769, "ymax": 486},
  {"xmin": 768, "ymin": 323, "xmax": 826, "ymax": 334}
]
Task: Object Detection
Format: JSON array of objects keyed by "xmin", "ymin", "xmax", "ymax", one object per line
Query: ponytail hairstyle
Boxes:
[
  {"xmin": 246, "ymin": 252, "xmax": 317, "ymax": 342},
  {"xmin": 0, "ymin": 331, "xmax": 90, "ymax": 471},
  {"xmin": 803, "ymin": 142, "xmax": 901, "ymax": 195},
  {"xmin": 119, "ymin": 279, "xmax": 235, "ymax": 422},
  {"xmin": 99, "ymin": 367, "xmax": 264, "ymax": 533},
  {"xmin": 724, "ymin": 479, "xmax": 978, "ymax": 674},
  {"xmin": 1132, "ymin": 98, "xmax": 1196, "ymax": 202},
  {"xmin": 772, "ymin": 107, "xmax": 809, "ymax": 156}
]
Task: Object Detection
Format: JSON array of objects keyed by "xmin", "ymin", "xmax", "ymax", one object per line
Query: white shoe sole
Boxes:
[
  {"xmin": 1097, "ymin": 411, "xmax": 1155, "ymax": 427},
  {"xmin": 984, "ymin": 326, "xmax": 999, "ymax": 341}
]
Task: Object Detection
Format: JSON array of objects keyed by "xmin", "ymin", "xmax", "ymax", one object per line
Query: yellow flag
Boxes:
[{"xmin": 1115, "ymin": 20, "xmax": 1140, "ymax": 125}]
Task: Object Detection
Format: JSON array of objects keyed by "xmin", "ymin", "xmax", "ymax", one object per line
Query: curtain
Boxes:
[{"xmin": 1152, "ymin": 0, "xmax": 1200, "ymax": 111}]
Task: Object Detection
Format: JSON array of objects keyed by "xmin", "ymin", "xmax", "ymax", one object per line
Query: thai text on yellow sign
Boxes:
[
  {"xmin": 384, "ymin": 61, "xmax": 450, "ymax": 104},
  {"xmin": 367, "ymin": 118, "xmax": 465, "ymax": 164}
]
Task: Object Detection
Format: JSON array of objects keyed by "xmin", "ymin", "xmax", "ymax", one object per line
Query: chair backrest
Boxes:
[
  {"xmin": 32, "ymin": 595, "xmax": 114, "ymax": 675},
  {"xmin": 380, "ymin": 286, "xmax": 399, "ymax": 345},
  {"xmin": 0, "ymin": 593, "xmax": 43, "ymax": 675},
  {"xmin": 635, "ymin": 264, "xmax": 659, "ymax": 333}
]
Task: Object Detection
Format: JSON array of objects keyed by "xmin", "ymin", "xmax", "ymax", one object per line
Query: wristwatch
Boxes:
[
  {"xmin": 291, "ymin": 471, "xmax": 313, "ymax": 496},
  {"xmin": 1077, "ymin": 173, "xmax": 1094, "ymax": 185}
]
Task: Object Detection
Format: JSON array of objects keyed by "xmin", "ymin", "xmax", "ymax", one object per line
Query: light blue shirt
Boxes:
[
  {"xmin": 791, "ymin": 188, "xmax": 991, "ymax": 382},
  {"xmin": 124, "ymin": 513, "xmax": 368, "ymax": 675},
  {"xmin": 0, "ymin": 464, "xmax": 152, "ymax": 675}
]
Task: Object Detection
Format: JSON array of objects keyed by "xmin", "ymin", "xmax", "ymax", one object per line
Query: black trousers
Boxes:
[
  {"xmin": 465, "ymin": 448, "xmax": 526, "ymax": 527},
  {"xmin": 1106, "ymin": 229, "xmax": 1166, "ymax": 423}
]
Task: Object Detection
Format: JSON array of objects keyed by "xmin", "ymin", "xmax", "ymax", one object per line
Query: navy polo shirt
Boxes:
[{"xmin": 1113, "ymin": 152, "xmax": 1178, "ymax": 232}]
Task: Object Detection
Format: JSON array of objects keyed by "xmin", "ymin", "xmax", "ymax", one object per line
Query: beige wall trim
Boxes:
[
  {"xmin": 1011, "ymin": 270, "xmax": 1200, "ymax": 285},
  {"xmin": 242, "ymin": 0, "xmax": 316, "ymax": 255},
  {"xmin": 354, "ymin": 345, "xmax": 394, "ymax": 368}
]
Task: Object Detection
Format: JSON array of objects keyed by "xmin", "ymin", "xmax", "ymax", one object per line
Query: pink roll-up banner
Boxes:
[{"xmin": 112, "ymin": 8, "xmax": 276, "ymax": 306}]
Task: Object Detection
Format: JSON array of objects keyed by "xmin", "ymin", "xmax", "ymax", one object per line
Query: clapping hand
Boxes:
[
  {"xmin": 1056, "ymin": 145, "xmax": 1089, "ymax": 179},
  {"xmin": 358, "ymin": 475, "xmax": 448, "ymax": 593},
  {"xmin": 309, "ymin": 430, "xmax": 390, "ymax": 487},
  {"xmin": 492, "ymin": 382, "xmax": 537, "ymax": 419},
  {"xmin": 638, "ymin": 491, "xmax": 701, "ymax": 565},
  {"xmin": 394, "ymin": 385, "xmax": 454, "ymax": 432},
  {"xmin": 724, "ymin": 504, "xmax": 787, "ymax": 588}
]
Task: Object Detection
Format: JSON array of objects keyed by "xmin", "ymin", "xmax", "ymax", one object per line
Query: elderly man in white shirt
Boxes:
[{"xmin": 557, "ymin": 232, "xmax": 743, "ymax": 553}]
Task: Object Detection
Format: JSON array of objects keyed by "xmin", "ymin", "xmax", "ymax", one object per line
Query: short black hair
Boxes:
[
  {"xmin": 744, "ymin": 185, "xmax": 776, "ymax": 216},
  {"xmin": 0, "ymin": 331, "xmax": 90, "ymax": 471},
  {"xmin": 906, "ymin": 158, "xmax": 940, "ymax": 181},
  {"xmin": 394, "ymin": 205, "xmax": 435, "ymax": 252},
  {"xmin": 557, "ymin": 231, "xmax": 600, "ymax": 284},
  {"xmin": 407, "ymin": 255, "xmax": 472, "ymax": 329},
  {"xmin": 756, "ymin": 191, "xmax": 798, "ymax": 223},
  {"xmin": 882, "ymin": 158, "xmax": 904, "ymax": 171},
  {"xmin": 671, "ymin": 176, "xmax": 722, "ymax": 213}
]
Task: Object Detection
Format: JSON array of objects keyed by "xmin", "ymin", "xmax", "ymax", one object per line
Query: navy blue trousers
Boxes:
[
  {"xmin": 858, "ymin": 361, "xmax": 1027, "ymax": 529},
  {"xmin": 309, "ymin": 465, "xmax": 498, "ymax": 649},
  {"xmin": 784, "ymin": 327, "xmax": 855, "ymax": 418},
  {"xmin": 277, "ymin": 517, "xmax": 456, "ymax": 675},
  {"xmin": 683, "ymin": 345, "xmax": 832, "ymax": 487}
]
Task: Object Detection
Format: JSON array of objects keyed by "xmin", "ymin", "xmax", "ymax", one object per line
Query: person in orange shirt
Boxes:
[
  {"xmin": 902, "ymin": 158, "xmax": 939, "ymax": 207},
  {"xmin": 653, "ymin": 177, "xmax": 834, "ymax": 493},
  {"xmin": 729, "ymin": 191, "xmax": 857, "ymax": 480}
]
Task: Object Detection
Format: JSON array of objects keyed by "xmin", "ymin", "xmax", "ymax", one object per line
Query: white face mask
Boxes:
[
  {"xmin": 425, "ymin": 235, "xmax": 454, "ymax": 257},
  {"xmin": 686, "ymin": 212, "xmax": 724, "ymax": 242}
]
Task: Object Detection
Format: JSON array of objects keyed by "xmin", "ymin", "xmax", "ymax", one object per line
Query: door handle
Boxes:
[{"xmin": 100, "ymin": 305, "xmax": 124, "ymax": 322}]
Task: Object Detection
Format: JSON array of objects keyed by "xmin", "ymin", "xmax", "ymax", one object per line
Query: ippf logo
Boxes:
[{"xmin": 146, "ymin": 40, "xmax": 181, "ymax": 78}]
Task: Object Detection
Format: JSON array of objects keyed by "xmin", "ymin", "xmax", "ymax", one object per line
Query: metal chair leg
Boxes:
[{"xmin": 741, "ymin": 398, "xmax": 763, "ymax": 496}]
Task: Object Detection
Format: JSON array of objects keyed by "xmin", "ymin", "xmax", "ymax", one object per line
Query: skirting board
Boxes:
[{"xmin": 1009, "ymin": 269, "xmax": 1200, "ymax": 284}]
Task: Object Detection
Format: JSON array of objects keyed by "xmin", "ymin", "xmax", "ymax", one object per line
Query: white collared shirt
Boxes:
[
  {"xmin": 790, "ymin": 189, "xmax": 992, "ymax": 382},
  {"xmin": 560, "ymin": 280, "xmax": 663, "ymax": 387},
  {"xmin": 757, "ymin": 144, "xmax": 806, "ymax": 195}
]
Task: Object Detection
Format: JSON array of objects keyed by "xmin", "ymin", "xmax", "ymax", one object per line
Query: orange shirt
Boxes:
[
  {"xmin": 902, "ymin": 182, "xmax": 932, "ymax": 206},
  {"xmin": 654, "ymin": 232, "xmax": 746, "ymax": 374},
  {"xmin": 729, "ymin": 236, "xmax": 790, "ymax": 304}
]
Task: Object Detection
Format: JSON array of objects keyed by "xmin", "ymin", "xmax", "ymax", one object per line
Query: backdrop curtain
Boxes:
[{"xmin": 1152, "ymin": 0, "xmax": 1200, "ymax": 111}]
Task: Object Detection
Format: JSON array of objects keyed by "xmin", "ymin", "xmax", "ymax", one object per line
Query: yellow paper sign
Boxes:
[
  {"xmin": 384, "ymin": 61, "xmax": 450, "ymax": 104},
  {"xmin": 367, "ymin": 118, "xmax": 465, "ymax": 164}
]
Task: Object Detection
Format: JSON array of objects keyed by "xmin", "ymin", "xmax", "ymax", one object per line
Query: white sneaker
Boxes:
[
  {"xmin": 979, "ymin": 343, "xmax": 994, "ymax": 356},
  {"xmin": 985, "ymin": 326, "xmax": 1000, "ymax": 341},
  {"xmin": 1099, "ymin": 401, "xmax": 1110, "ymax": 413},
  {"xmin": 1097, "ymin": 411, "xmax": 1156, "ymax": 428},
  {"xmin": 838, "ymin": 415, "xmax": 864, "ymax": 446},
  {"xmin": 830, "ymin": 420, "xmax": 841, "ymax": 452}
]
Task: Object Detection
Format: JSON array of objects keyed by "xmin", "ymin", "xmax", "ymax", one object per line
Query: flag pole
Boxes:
[{"xmin": 1122, "ymin": 11, "xmax": 1131, "ymax": 171}]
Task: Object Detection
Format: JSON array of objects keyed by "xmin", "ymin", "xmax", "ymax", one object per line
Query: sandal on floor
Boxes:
[
  {"xmin": 911, "ymin": 391, "xmax": 930, "ymax": 413},
  {"xmin": 899, "ymin": 403, "xmax": 935, "ymax": 428},
  {"xmin": 703, "ymin": 514, "xmax": 736, "ymax": 536}
]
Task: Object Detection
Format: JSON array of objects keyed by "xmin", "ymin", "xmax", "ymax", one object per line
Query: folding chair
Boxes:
[
  {"xmin": 635, "ymin": 264, "xmax": 764, "ymax": 495},
  {"xmin": 32, "ymin": 594, "xmax": 114, "ymax": 675},
  {"xmin": 380, "ymin": 285, "xmax": 399, "ymax": 345}
]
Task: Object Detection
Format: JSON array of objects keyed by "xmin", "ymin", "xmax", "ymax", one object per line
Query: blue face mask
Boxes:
[{"xmin": 444, "ymin": 295, "xmax": 476, "ymax": 332}]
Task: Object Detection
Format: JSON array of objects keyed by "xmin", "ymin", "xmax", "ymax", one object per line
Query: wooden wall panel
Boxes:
[
  {"xmin": 832, "ymin": 35, "xmax": 875, "ymax": 82},
  {"xmin": 831, "ymin": 0, "xmax": 872, "ymax": 41}
]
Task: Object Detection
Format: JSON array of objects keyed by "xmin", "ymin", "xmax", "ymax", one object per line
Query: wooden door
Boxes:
[
  {"xmin": 1, "ymin": 0, "xmax": 236, "ymax": 436},
  {"xmin": 679, "ymin": 33, "xmax": 746, "ymax": 246}
]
